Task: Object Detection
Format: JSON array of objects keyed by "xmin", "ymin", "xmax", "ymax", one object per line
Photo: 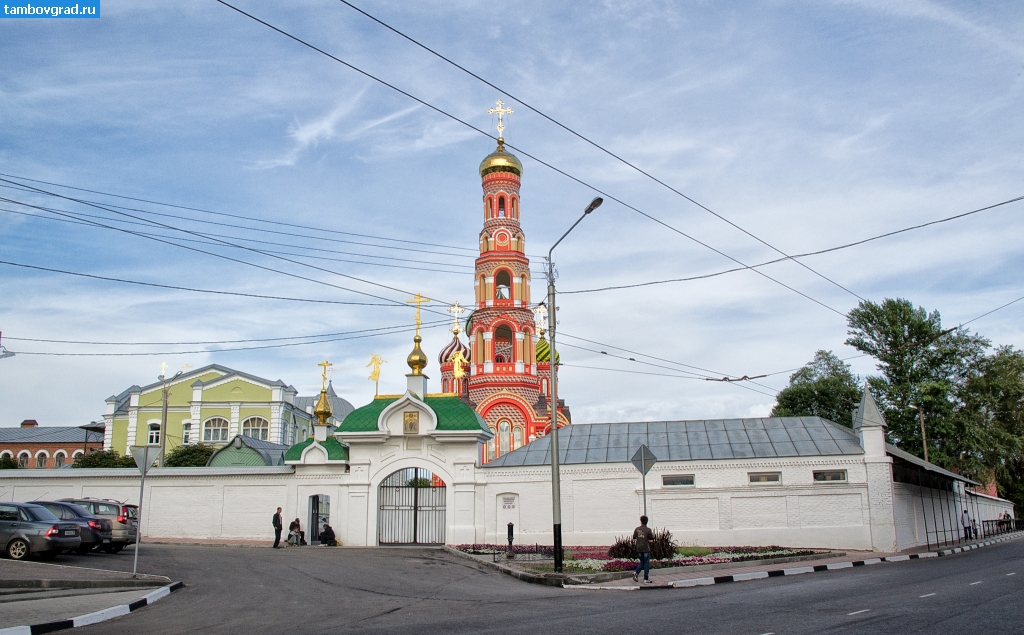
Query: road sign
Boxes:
[
  {"xmin": 130, "ymin": 446, "xmax": 161, "ymax": 474},
  {"xmin": 631, "ymin": 445, "xmax": 657, "ymax": 475}
]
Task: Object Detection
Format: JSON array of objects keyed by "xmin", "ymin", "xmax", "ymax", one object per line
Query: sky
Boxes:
[{"xmin": 1, "ymin": 0, "xmax": 1022, "ymax": 428}]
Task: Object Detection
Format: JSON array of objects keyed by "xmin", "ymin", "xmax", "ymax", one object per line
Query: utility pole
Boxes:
[
  {"xmin": 910, "ymin": 404, "xmax": 929, "ymax": 463},
  {"xmin": 545, "ymin": 196, "xmax": 602, "ymax": 573},
  {"xmin": 158, "ymin": 369, "xmax": 182, "ymax": 467}
]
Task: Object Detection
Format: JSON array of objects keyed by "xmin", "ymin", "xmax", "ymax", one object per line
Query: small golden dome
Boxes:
[
  {"xmin": 313, "ymin": 388, "xmax": 332, "ymax": 425},
  {"xmin": 407, "ymin": 334, "xmax": 428, "ymax": 376},
  {"xmin": 479, "ymin": 138, "xmax": 523, "ymax": 177}
]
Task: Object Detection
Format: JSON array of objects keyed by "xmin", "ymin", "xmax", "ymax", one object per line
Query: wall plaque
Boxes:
[{"xmin": 403, "ymin": 411, "xmax": 419, "ymax": 435}]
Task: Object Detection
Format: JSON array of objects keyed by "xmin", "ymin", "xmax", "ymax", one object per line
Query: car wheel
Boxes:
[
  {"xmin": 7, "ymin": 539, "xmax": 30, "ymax": 561},
  {"xmin": 108, "ymin": 544, "xmax": 124, "ymax": 554}
]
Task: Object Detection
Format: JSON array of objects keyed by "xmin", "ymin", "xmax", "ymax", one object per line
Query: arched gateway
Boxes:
[{"xmin": 377, "ymin": 467, "xmax": 447, "ymax": 545}]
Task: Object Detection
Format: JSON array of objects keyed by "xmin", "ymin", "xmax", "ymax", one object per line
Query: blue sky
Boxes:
[{"xmin": 1, "ymin": 0, "xmax": 1022, "ymax": 427}]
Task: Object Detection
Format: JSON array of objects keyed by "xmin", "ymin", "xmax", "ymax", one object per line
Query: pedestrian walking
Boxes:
[
  {"xmin": 631, "ymin": 515, "xmax": 654, "ymax": 585},
  {"xmin": 960, "ymin": 509, "xmax": 972, "ymax": 541},
  {"xmin": 272, "ymin": 507, "xmax": 283, "ymax": 548}
]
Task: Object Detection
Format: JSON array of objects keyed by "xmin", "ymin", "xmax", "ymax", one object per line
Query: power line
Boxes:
[
  {"xmin": 213, "ymin": 0, "xmax": 850, "ymax": 319},
  {"xmin": 6, "ymin": 319, "xmax": 448, "ymax": 346},
  {"xmin": 0, "ymin": 207, "xmax": 474, "ymax": 275},
  {"xmin": 0, "ymin": 171, "xmax": 479, "ymax": 254},
  {"xmin": 0, "ymin": 259, "xmax": 410, "ymax": 307},
  {"xmin": 563, "ymin": 194, "xmax": 1024, "ymax": 294},
  {"xmin": 8, "ymin": 322, "xmax": 447, "ymax": 356},
  {"xmin": 332, "ymin": 0, "xmax": 866, "ymax": 304}
]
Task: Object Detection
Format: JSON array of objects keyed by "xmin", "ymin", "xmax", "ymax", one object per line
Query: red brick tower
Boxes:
[{"xmin": 466, "ymin": 112, "xmax": 570, "ymax": 463}]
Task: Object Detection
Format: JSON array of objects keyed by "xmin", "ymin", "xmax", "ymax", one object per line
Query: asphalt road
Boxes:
[{"xmin": 48, "ymin": 538, "xmax": 1024, "ymax": 635}]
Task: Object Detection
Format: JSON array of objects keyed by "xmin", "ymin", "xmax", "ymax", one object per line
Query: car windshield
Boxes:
[
  {"xmin": 64, "ymin": 504, "xmax": 91, "ymax": 517},
  {"xmin": 23, "ymin": 505, "xmax": 58, "ymax": 521}
]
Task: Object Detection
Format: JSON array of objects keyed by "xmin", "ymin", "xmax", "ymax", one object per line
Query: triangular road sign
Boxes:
[{"xmin": 130, "ymin": 446, "xmax": 162, "ymax": 475}]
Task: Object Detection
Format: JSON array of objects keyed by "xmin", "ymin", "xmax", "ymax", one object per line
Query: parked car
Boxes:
[
  {"xmin": 0, "ymin": 502, "xmax": 81, "ymax": 560},
  {"xmin": 59, "ymin": 498, "xmax": 137, "ymax": 553},
  {"xmin": 35, "ymin": 501, "xmax": 113, "ymax": 555}
]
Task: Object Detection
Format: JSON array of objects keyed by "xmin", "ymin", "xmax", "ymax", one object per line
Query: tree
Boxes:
[
  {"xmin": 73, "ymin": 449, "xmax": 136, "ymax": 468},
  {"xmin": 845, "ymin": 298, "xmax": 989, "ymax": 451},
  {"xmin": 0, "ymin": 455, "xmax": 19, "ymax": 469},
  {"xmin": 164, "ymin": 443, "xmax": 216, "ymax": 467},
  {"xmin": 771, "ymin": 351, "xmax": 862, "ymax": 426}
]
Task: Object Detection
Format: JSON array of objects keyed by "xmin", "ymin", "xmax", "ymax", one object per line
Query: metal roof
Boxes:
[
  {"xmin": 887, "ymin": 443, "xmax": 977, "ymax": 485},
  {"xmin": 0, "ymin": 426, "xmax": 104, "ymax": 444},
  {"xmin": 482, "ymin": 417, "xmax": 866, "ymax": 468}
]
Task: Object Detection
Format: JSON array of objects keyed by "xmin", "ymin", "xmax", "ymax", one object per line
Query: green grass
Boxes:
[{"xmin": 675, "ymin": 546, "xmax": 713, "ymax": 557}]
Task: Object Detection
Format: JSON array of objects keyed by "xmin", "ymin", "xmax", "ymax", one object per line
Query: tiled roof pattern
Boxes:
[
  {"xmin": 283, "ymin": 437, "xmax": 348, "ymax": 462},
  {"xmin": 482, "ymin": 417, "xmax": 866, "ymax": 467},
  {"xmin": 0, "ymin": 427, "xmax": 104, "ymax": 444},
  {"xmin": 337, "ymin": 395, "xmax": 487, "ymax": 433}
]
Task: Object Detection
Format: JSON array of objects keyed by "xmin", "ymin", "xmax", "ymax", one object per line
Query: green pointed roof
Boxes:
[
  {"xmin": 337, "ymin": 394, "xmax": 487, "ymax": 433},
  {"xmin": 284, "ymin": 436, "xmax": 348, "ymax": 462},
  {"xmin": 535, "ymin": 335, "xmax": 560, "ymax": 363}
]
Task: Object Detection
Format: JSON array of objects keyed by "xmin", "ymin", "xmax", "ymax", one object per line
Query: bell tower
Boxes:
[{"xmin": 466, "ymin": 101, "xmax": 570, "ymax": 463}]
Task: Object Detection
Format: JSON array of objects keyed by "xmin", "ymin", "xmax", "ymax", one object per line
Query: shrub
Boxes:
[
  {"xmin": 607, "ymin": 527, "xmax": 676, "ymax": 560},
  {"xmin": 73, "ymin": 450, "xmax": 136, "ymax": 468},
  {"xmin": 165, "ymin": 443, "xmax": 216, "ymax": 467},
  {"xmin": 0, "ymin": 455, "xmax": 19, "ymax": 469}
]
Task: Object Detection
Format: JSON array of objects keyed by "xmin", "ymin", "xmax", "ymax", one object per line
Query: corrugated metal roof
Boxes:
[
  {"xmin": 482, "ymin": 417, "xmax": 865, "ymax": 468},
  {"xmin": 0, "ymin": 427, "xmax": 104, "ymax": 444},
  {"xmin": 887, "ymin": 443, "xmax": 976, "ymax": 484}
]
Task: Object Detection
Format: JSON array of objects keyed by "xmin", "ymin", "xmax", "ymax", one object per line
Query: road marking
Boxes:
[
  {"xmin": 1008, "ymin": 573, "xmax": 1016, "ymax": 576},
  {"xmin": 847, "ymin": 609, "xmax": 870, "ymax": 616},
  {"xmin": 969, "ymin": 581, "xmax": 982, "ymax": 585},
  {"xmin": 919, "ymin": 593, "xmax": 935, "ymax": 597}
]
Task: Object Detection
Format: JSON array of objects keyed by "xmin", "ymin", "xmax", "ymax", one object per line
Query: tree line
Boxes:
[{"xmin": 771, "ymin": 298, "xmax": 1024, "ymax": 511}]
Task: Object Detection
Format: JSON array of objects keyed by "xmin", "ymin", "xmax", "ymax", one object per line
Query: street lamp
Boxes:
[
  {"xmin": 158, "ymin": 369, "xmax": 183, "ymax": 467},
  {"xmin": 909, "ymin": 404, "xmax": 929, "ymax": 463},
  {"xmin": 545, "ymin": 196, "xmax": 602, "ymax": 573}
]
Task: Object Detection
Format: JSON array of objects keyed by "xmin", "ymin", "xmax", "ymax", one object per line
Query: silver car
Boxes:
[
  {"xmin": 60, "ymin": 498, "xmax": 137, "ymax": 553},
  {"xmin": 0, "ymin": 502, "xmax": 81, "ymax": 560}
]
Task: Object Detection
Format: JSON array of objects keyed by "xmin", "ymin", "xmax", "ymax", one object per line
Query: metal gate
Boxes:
[{"xmin": 378, "ymin": 468, "xmax": 446, "ymax": 545}]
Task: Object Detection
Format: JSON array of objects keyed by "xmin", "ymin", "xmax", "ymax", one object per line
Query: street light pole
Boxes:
[
  {"xmin": 158, "ymin": 371, "xmax": 182, "ymax": 468},
  {"xmin": 545, "ymin": 196, "xmax": 602, "ymax": 574},
  {"xmin": 910, "ymin": 404, "xmax": 929, "ymax": 463}
]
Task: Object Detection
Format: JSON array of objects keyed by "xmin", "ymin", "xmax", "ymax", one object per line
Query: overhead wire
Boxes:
[{"xmin": 213, "ymin": 0, "xmax": 851, "ymax": 319}]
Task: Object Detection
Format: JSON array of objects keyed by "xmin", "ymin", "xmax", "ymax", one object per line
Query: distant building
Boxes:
[{"xmin": 0, "ymin": 420, "xmax": 103, "ymax": 469}]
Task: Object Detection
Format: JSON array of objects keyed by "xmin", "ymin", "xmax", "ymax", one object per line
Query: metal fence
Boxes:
[{"xmin": 981, "ymin": 518, "xmax": 1022, "ymax": 537}]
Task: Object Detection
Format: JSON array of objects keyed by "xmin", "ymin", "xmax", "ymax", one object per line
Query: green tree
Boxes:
[
  {"xmin": 845, "ymin": 298, "xmax": 989, "ymax": 452},
  {"xmin": 771, "ymin": 350, "xmax": 862, "ymax": 426},
  {"xmin": 73, "ymin": 449, "xmax": 136, "ymax": 468},
  {"xmin": 0, "ymin": 455, "xmax": 20, "ymax": 469},
  {"xmin": 164, "ymin": 443, "xmax": 216, "ymax": 467}
]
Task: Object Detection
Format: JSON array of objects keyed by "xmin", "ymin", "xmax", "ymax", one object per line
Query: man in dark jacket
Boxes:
[
  {"xmin": 632, "ymin": 515, "xmax": 654, "ymax": 584},
  {"xmin": 272, "ymin": 507, "xmax": 283, "ymax": 548}
]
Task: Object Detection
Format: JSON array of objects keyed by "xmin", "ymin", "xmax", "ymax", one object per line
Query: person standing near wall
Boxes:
[
  {"xmin": 272, "ymin": 507, "xmax": 283, "ymax": 548},
  {"xmin": 961, "ymin": 509, "xmax": 973, "ymax": 541},
  {"xmin": 631, "ymin": 515, "xmax": 654, "ymax": 585}
]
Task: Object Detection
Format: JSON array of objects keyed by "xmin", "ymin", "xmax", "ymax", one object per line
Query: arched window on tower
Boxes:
[
  {"xmin": 498, "ymin": 195, "xmax": 506, "ymax": 217},
  {"xmin": 486, "ymin": 197, "xmax": 493, "ymax": 219},
  {"xmin": 499, "ymin": 420, "xmax": 512, "ymax": 456},
  {"xmin": 494, "ymin": 325, "xmax": 513, "ymax": 363},
  {"xmin": 495, "ymin": 270, "xmax": 511, "ymax": 300},
  {"xmin": 541, "ymin": 377, "xmax": 549, "ymax": 394},
  {"xmin": 511, "ymin": 197, "xmax": 518, "ymax": 218},
  {"xmin": 487, "ymin": 427, "xmax": 496, "ymax": 460},
  {"xmin": 513, "ymin": 426, "xmax": 524, "ymax": 450}
]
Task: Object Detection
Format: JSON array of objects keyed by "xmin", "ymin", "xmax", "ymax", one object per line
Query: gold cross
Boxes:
[
  {"xmin": 181, "ymin": 364, "xmax": 192, "ymax": 372},
  {"xmin": 447, "ymin": 301, "xmax": 466, "ymax": 335},
  {"xmin": 488, "ymin": 99, "xmax": 513, "ymax": 138},
  {"xmin": 318, "ymin": 360, "xmax": 332, "ymax": 391},
  {"xmin": 407, "ymin": 293, "xmax": 430, "ymax": 335},
  {"xmin": 159, "ymin": 362, "xmax": 167, "ymax": 378}
]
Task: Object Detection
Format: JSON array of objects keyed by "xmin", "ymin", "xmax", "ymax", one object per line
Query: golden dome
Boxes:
[
  {"xmin": 407, "ymin": 334, "xmax": 428, "ymax": 376},
  {"xmin": 479, "ymin": 138, "xmax": 523, "ymax": 177},
  {"xmin": 313, "ymin": 388, "xmax": 332, "ymax": 425}
]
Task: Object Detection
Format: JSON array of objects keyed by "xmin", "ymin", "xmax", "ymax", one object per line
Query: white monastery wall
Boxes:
[{"xmin": 892, "ymin": 483, "xmax": 1016, "ymax": 551}]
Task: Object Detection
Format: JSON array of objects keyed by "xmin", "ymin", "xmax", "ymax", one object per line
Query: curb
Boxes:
[
  {"xmin": 0, "ymin": 580, "xmax": 168, "ymax": 590},
  {"xmin": 0, "ymin": 581, "xmax": 184, "ymax": 635},
  {"xmin": 564, "ymin": 531, "xmax": 1024, "ymax": 591}
]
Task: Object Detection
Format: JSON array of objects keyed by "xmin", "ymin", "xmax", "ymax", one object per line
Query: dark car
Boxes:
[
  {"xmin": 59, "ymin": 498, "xmax": 137, "ymax": 553},
  {"xmin": 35, "ymin": 501, "xmax": 113, "ymax": 554},
  {"xmin": 0, "ymin": 502, "xmax": 81, "ymax": 560}
]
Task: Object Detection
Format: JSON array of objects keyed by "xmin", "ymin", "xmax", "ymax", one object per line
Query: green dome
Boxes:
[{"xmin": 535, "ymin": 335, "xmax": 560, "ymax": 364}]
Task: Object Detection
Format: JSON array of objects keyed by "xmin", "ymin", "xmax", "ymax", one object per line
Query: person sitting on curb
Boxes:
[
  {"xmin": 320, "ymin": 524, "xmax": 337, "ymax": 546},
  {"xmin": 288, "ymin": 518, "xmax": 306, "ymax": 546}
]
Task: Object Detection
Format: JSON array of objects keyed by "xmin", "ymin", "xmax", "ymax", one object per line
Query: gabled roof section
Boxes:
[
  {"xmin": 0, "ymin": 426, "xmax": 104, "ymax": 444},
  {"xmin": 483, "ymin": 417, "xmax": 865, "ymax": 468},
  {"xmin": 283, "ymin": 436, "xmax": 348, "ymax": 463},
  {"xmin": 207, "ymin": 435, "xmax": 289, "ymax": 466},
  {"xmin": 189, "ymin": 366, "xmax": 289, "ymax": 390},
  {"xmin": 335, "ymin": 395, "xmax": 487, "ymax": 433}
]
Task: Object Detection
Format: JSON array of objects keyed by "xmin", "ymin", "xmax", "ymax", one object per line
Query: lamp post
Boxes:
[
  {"xmin": 545, "ymin": 196, "xmax": 602, "ymax": 573},
  {"xmin": 910, "ymin": 404, "xmax": 929, "ymax": 463},
  {"xmin": 158, "ymin": 369, "xmax": 183, "ymax": 467}
]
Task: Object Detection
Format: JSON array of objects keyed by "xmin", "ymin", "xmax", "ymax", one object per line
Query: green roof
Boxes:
[
  {"xmin": 284, "ymin": 436, "xmax": 348, "ymax": 462},
  {"xmin": 535, "ymin": 335, "xmax": 560, "ymax": 363},
  {"xmin": 337, "ymin": 395, "xmax": 487, "ymax": 433}
]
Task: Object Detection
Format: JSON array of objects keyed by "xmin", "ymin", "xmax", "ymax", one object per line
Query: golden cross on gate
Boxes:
[
  {"xmin": 318, "ymin": 360, "xmax": 332, "ymax": 390},
  {"xmin": 407, "ymin": 293, "xmax": 431, "ymax": 335},
  {"xmin": 488, "ymin": 99, "xmax": 513, "ymax": 138}
]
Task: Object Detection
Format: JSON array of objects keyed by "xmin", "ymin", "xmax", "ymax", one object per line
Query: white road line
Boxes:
[
  {"xmin": 919, "ymin": 593, "xmax": 936, "ymax": 597},
  {"xmin": 847, "ymin": 609, "xmax": 870, "ymax": 616},
  {"xmin": 969, "ymin": 581, "xmax": 982, "ymax": 585},
  {"xmin": 1008, "ymin": 573, "xmax": 1016, "ymax": 576}
]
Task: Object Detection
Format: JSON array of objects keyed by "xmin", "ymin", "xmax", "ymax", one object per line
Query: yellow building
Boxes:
[{"xmin": 103, "ymin": 364, "xmax": 353, "ymax": 455}]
